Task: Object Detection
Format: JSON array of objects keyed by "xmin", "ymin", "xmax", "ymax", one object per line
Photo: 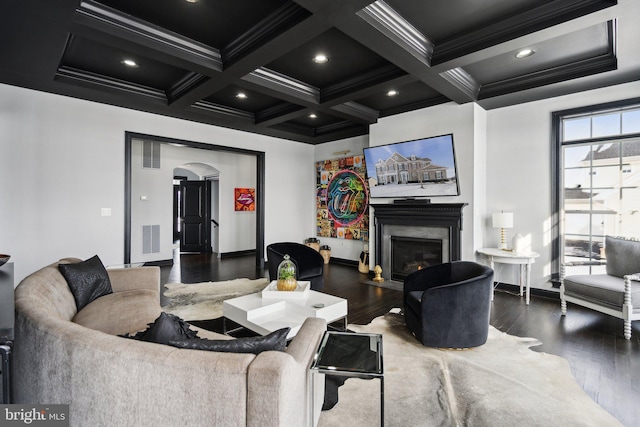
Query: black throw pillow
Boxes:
[
  {"xmin": 59, "ymin": 255, "xmax": 113, "ymax": 311},
  {"xmin": 121, "ymin": 312, "xmax": 199, "ymax": 345},
  {"xmin": 169, "ymin": 327, "xmax": 290, "ymax": 354}
]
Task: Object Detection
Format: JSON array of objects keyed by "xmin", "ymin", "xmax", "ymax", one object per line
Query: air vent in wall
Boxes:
[
  {"xmin": 142, "ymin": 225, "xmax": 160, "ymax": 254},
  {"xmin": 143, "ymin": 141, "xmax": 161, "ymax": 169}
]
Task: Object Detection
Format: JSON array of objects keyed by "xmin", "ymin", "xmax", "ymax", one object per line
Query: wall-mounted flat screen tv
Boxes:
[{"xmin": 363, "ymin": 134, "xmax": 460, "ymax": 198}]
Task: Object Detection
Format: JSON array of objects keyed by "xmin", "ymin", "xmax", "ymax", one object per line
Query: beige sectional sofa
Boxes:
[{"xmin": 13, "ymin": 258, "xmax": 326, "ymax": 427}]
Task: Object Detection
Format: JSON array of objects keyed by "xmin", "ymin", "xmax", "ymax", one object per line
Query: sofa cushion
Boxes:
[
  {"xmin": 605, "ymin": 236, "xmax": 640, "ymax": 278},
  {"xmin": 170, "ymin": 327, "xmax": 290, "ymax": 354},
  {"xmin": 73, "ymin": 289, "xmax": 161, "ymax": 336},
  {"xmin": 121, "ymin": 312, "xmax": 199, "ymax": 345},
  {"xmin": 564, "ymin": 274, "xmax": 640, "ymax": 310},
  {"xmin": 58, "ymin": 255, "xmax": 113, "ymax": 311}
]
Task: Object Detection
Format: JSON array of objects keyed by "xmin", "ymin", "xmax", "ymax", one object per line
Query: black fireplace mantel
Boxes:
[{"xmin": 371, "ymin": 201, "xmax": 468, "ymax": 268}]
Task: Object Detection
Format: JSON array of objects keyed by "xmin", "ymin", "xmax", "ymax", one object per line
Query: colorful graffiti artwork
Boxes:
[{"xmin": 316, "ymin": 156, "xmax": 369, "ymax": 241}]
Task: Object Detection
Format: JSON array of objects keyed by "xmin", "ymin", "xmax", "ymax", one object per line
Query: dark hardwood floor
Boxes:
[{"xmin": 160, "ymin": 253, "xmax": 640, "ymax": 427}]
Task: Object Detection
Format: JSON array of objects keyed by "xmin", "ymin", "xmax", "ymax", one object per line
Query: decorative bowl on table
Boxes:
[{"xmin": 0, "ymin": 254, "xmax": 10, "ymax": 267}]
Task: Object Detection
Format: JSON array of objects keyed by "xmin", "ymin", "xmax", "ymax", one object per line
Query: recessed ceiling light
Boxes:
[
  {"xmin": 515, "ymin": 48, "xmax": 535, "ymax": 59},
  {"xmin": 121, "ymin": 59, "xmax": 138, "ymax": 68},
  {"xmin": 309, "ymin": 113, "xmax": 318, "ymax": 119},
  {"xmin": 185, "ymin": 0, "xmax": 199, "ymax": 3},
  {"xmin": 313, "ymin": 54, "xmax": 328, "ymax": 64},
  {"xmin": 387, "ymin": 90, "xmax": 399, "ymax": 96},
  {"xmin": 236, "ymin": 92, "xmax": 247, "ymax": 99}
]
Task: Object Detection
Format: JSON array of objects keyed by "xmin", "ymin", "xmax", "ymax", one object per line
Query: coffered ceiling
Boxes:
[{"xmin": 1, "ymin": 0, "xmax": 638, "ymax": 144}]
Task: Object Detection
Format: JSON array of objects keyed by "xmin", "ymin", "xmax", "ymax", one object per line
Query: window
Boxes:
[{"xmin": 553, "ymin": 99, "xmax": 640, "ymax": 277}]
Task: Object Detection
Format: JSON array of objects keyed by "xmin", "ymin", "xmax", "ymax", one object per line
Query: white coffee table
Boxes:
[{"xmin": 223, "ymin": 289, "xmax": 348, "ymax": 339}]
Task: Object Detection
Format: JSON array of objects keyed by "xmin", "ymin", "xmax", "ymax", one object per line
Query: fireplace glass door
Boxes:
[{"xmin": 391, "ymin": 237, "xmax": 442, "ymax": 281}]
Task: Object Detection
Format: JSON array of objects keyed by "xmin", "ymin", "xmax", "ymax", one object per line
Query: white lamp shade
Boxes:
[{"xmin": 492, "ymin": 212, "xmax": 514, "ymax": 229}]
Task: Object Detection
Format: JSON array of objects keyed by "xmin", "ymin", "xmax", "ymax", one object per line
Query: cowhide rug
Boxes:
[
  {"xmin": 318, "ymin": 313, "xmax": 622, "ymax": 427},
  {"xmin": 162, "ymin": 278, "xmax": 269, "ymax": 321}
]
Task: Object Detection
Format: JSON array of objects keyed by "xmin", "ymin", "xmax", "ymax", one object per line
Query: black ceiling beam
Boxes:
[
  {"xmin": 304, "ymin": 0, "xmax": 476, "ymax": 104},
  {"xmin": 168, "ymin": 12, "xmax": 332, "ymax": 109},
  {"xmin": 379, "ymin": 95, "xmax": 450, "ymax": 118},
  {"xmin": 478, "ymin": 51, "xmax": 617, "ymax": 100},
  {"xmin": 254, "ymin": 103, "xmax": 306, "ymax": 126},
  {"xmin": 238, "ymin": 73, "xmax": 376, "ymax": 125},
  {"xmin": 54, "ymin": 66, "xmax": 167, "ymax": 101},
  {"xmin": 72, "ymin": 1, "xmax": 223, "ymax": 76},
  {"xmin": 245, "ymin": 67, "xmax": 415, "ymax": 127},
  {"xmin": 432, "ymin": 0, "xmax": 617, "ymax": 65}
]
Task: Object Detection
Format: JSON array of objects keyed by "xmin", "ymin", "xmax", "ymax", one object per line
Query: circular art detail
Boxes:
[{"xmin": 326, "ymin": 170, "xmax": 369, "ymax": 227}]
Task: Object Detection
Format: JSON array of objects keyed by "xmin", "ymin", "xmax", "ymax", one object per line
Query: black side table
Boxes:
[
  {"xmin": 310, "ymin": 330, "xmax": 384, "ymax": 426},
  {"xmin": 0, "ymin": 262, "xmax": 15, "ymax": 404}
]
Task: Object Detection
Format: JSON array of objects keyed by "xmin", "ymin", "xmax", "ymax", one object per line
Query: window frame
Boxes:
[{"xmin": 551, "ymin": 97, "xmax": 640, "ymax": 281}]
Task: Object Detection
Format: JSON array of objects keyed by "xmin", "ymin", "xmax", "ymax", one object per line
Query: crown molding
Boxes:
[
  {"xmin": 357, "ymin": 0, "xmax": 433, "ymax": 66},
  {"xmin": 55, "ymin": 66, "xmax": 166, "ymax": 100}
]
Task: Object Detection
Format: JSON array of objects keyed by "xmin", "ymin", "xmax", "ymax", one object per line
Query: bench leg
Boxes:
[{"xmin": 624, "ymin": 320, "xmax": 631, "ymax": 340}]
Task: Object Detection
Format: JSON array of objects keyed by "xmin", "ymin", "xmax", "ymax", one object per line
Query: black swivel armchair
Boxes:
[
  {"xmin": 266, "ymin": 242, "xmax": 325, "ymax": 291},
  {"xmin": 403, "ymin": 261, "xmax": 494, "ymax": 348}
]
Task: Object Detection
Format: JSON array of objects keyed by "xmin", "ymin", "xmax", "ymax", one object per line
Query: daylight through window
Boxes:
[{"xmin": 559, "ymin": 103, "xmax": 640, "ymax": 275}]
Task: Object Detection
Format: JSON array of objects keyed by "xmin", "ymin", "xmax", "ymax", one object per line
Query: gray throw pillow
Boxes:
[
  {"xmin": 605, "ymin": 236, "xmax": 640, "ymax": 278},
  {"xmin": 121, "ymin": 312, "xmax": 199, "ymax": 345},
  {"xmin": 169, "ymin": 327, "xmax": 290, "ymax": 354},
  {"xmin": 58, "ymin": 255, "xmax": 113, "ymax": 311}
]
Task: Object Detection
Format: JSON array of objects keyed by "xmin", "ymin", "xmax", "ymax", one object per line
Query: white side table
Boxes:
[{"xmin": 477, "ymin": 248, "xmax": 540, "ymax": 305}]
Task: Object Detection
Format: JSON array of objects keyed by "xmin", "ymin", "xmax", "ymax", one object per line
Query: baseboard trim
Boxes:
[
  {"xmin": 220, "ymin": 249, "xmax": 256, "ymax": 259},
  {"xmin": 494, "ymin": 282, "xmax": 560, "ymax": 300},
  {"xmin": 329, "ymin": 257, "xmax": 358, "ymax": 267},
  {"xmin": 143, "ymin": 259, "xmax": 173, "ymax": 267}
]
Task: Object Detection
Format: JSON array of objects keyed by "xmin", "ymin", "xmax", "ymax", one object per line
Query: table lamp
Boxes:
[{"xmin": 492, "ymin": 212, "xmax": 513, "ymax": 250}]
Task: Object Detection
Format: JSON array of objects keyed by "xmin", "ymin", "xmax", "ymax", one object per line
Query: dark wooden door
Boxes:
[{"xmin": 180, "ymin": 180, "xmax": 211, "ymax": 253}]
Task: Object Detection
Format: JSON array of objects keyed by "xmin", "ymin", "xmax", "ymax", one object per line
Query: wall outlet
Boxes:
[{"xmin": 101, "ymin": 208, "xmax": 112, "ymax": 217}]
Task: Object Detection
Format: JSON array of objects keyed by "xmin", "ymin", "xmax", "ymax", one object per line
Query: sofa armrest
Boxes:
[
  {"xmin": 246, "ymin": 317, "xmax": 326, "ymax": 427},
  {"xmin": 107, "ymin": 266, "xmax": 160, "ymax": 294},
  {"xmin": 284, "ymin": 317, "xmax": 326, "ymax": 363},
  {"xmin": 624, "ymin": 273, "xmax": 640, "ymax": 282}
]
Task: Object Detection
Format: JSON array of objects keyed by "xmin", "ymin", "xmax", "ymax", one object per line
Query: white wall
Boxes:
[
  {"xmin": 486, "ymin": 80, "xmax": 640, "ymax": 289},
  {"xmin": 0, "ymin": 83, "xmax": 316, "ymax": 283}
]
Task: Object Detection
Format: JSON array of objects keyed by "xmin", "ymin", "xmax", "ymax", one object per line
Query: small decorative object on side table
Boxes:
[{"xmin": 310, "ymin": 331, "xmax": 384, "ymax": 426}]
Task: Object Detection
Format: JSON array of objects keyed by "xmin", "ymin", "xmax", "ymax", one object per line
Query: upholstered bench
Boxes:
[{"xmin": 561, "ymin": 236, "xmax": 640, "ymax": 339}]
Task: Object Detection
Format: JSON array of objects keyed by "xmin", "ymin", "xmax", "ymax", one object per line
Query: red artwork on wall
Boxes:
[{"xmin": 235, "ymin": 188, "xmax": 255, "ymax": 211}]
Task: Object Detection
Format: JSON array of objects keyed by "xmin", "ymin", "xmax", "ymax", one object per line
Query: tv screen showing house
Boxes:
[{"xmin": 363, "ymin": 134, "xmax": 460, "ymax": 198}]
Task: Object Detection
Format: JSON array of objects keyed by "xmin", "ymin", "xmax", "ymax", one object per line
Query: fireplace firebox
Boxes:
[{"xmin": 391, "ymin": 237, "xmax": 443, "ymax": 281}]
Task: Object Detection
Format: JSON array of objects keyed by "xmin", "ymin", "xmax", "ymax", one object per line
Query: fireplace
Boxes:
[
  {"xmin": 372, "ymin": 201, "xmax": 467, "ymax": 282},
  {"xmin": 391, "ymin": 236, "xmax": 443, "ymax": 281}
]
